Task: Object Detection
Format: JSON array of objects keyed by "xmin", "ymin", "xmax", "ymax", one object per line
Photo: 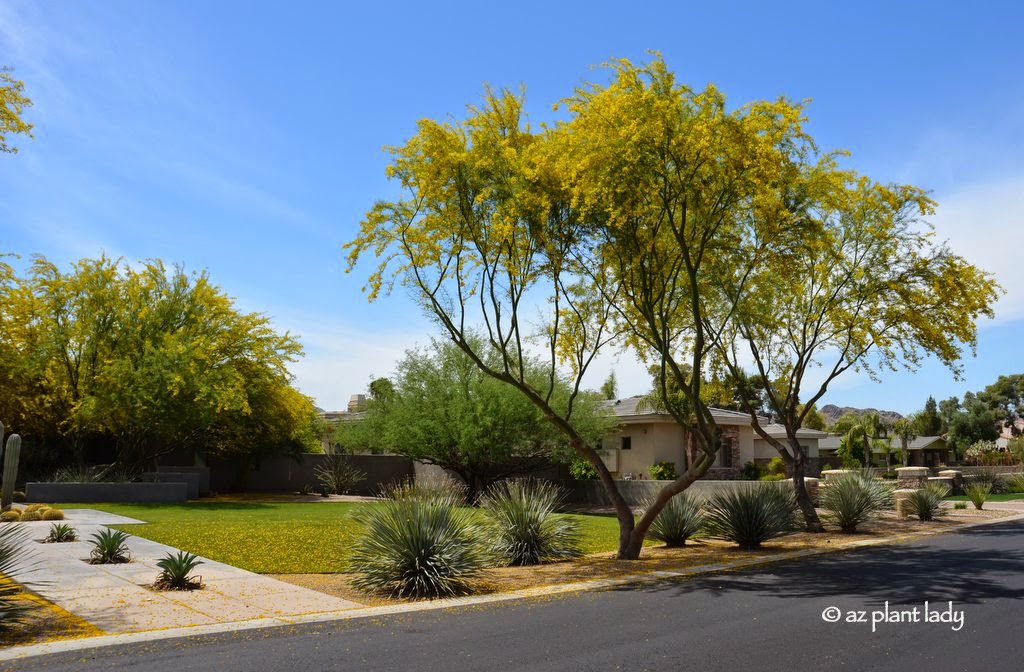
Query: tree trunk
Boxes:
[
  {"xmin": 790, "ymin": 444, "xmax": 824, "ymax": 533},
  {"xmin": 902, "ymin": 441, "xmax": 909, "ymax": 467}
]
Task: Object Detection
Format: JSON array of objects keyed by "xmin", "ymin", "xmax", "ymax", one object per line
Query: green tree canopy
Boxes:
[
  {"xmin": 0, "ymin": 67, "xmax": 33, "ymax": 154},
  {"xmin": 0, "ymin": 255, "xmax": 318, "ymax": 472},
  {"xmin": 345, "ymin": 338, "xmax": 611, "ymax": 500}
]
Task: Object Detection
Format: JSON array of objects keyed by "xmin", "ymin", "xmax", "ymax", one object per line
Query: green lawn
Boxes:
[
  {"xmin": 56, "ymin": 502, "xmax": 625, "ymax": 574},
  {"xmin": 946, "ymin": 493, "xmax": 1024, "ymax": 502}
]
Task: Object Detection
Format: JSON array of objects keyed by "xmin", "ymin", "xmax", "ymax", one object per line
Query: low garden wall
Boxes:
[
  {"xmin": 26, "ymin": 481, "xmax": 190, "ymax": 503},
  {"xmin": 568, "ymin": 479, "xmax": 809, "ymax": 508},
  {"xmin": 209, "ymin": 454, "xmax": 415, "ymax": 494}
]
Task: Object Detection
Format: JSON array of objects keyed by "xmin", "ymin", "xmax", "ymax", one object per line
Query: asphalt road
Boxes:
[{"xmin": 13, "ymin": 519, "xmax": 1024, "ymax": 672}]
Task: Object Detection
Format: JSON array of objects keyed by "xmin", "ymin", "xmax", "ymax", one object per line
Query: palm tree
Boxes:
[{"xmin": 892, "ymin": 417, "xmax": 918, "ymax": 468}]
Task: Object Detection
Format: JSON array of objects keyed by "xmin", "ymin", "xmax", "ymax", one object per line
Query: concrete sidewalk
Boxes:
[{"xmin": 8, "ymin": 509, "xmax": 361, "ymax": 633}]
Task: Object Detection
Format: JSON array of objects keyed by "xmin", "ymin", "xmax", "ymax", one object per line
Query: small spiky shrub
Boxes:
[
  {"xmin": 820, "ymin": 473, "xmax": 891, "ymax": 533},
  {"xmin": 964, "ymin": 482, "xmax": 992, "ymax": 510},
  {"xmin": 154, "ymin": 551, "xmax": 204, "ymax": 590},
  {"xmin": 904, "ymin": 483, "xmax": 949, "ymax": 521},
  {"xmin": 347, "ymin": 498, "xmax": 487, "ymax": 599},
  {"xmin": 89, "ymin": 529, "xmax": 131, "ymax": 564},
  {"xmin": 480, "ymin": 480, "xmax": 582, "ymax": 565},
  {"xmin": 0, "ymin": 510, "xmax": 21, "ymax": 523},
  {"xmin": 315, "ymin": 453, "xmax": 367, "ymax": 495},
  {"xmin": 42, "ymin": 508, "xmax": 64, "ymax": 521},
  {"xmin": 44, "ymin": 523, "xmax": 77, "ymax": 543},
  {"xmin": 642, "ymin": 492, "xmax": 704, "ymax": 547},
  {"xmin": 965, "ymin": 469, "xmax": 1006, "ymax": 494},
  {"xmin": 954, "ymin": 502, "xmax": 968, "ymax": 510},
  {"xmin": 1006, "ymin": 473, "xmax": 1024, "ymax": 494},
  {"xmin": 703, "ymin": 484, "xmax": 797, "ymax": 549},
  {"xmin": 382, "ymin": 477, "xmax": 467, "ymax": 507},
  {"xmin": 0, "ymin": 524, "xmax": 37, "ymax": 630},
  {"xmin": 23, "ymin": 504, "xmax": 47, "ymax": 514},
  {"xmin": 18, "ymin": 510, "xmax": 42, "ymax": 522},
  {"xmin": 51, "ymin": 465, "xmax": 101, "ymax": 483}
]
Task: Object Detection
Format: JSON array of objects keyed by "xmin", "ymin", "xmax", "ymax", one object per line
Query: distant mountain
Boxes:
[{"xmin": 819, "ymin": 404, "xmax": 903, "ymax": 426}]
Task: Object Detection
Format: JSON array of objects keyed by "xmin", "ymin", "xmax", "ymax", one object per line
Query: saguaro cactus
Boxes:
[{"xmin": 1, "ymin": 433, "xmax": 21, "ymax": 511}]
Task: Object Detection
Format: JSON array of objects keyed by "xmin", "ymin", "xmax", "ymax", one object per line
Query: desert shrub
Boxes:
[
  {"xmin": 703, "ymin": 484, "xmax": 797, "ymax": 549},
  {"xmin": 648, "ymin": 462, "xmax": 678, "ymax": 481},
  {"xmin": 740, "ymin": 461, "xmax": 761, "ymax": 481},
  {"xmin": 1005, "ymin": 473, "xmax": 1024, "ymax": 493},
  {"xmin": 904, "ymin": 483, "xmax": 949, "ymax": 521},
  {"xmin": 41, "ymin": 509, "xmax": 64, "ymax": 521},
  {"xmin": 23, "ymin": 504, "xmax": 48, "ymax": 514},
  {"xmin": 765, "ymin": 457, "xmax": 787, "ymax": 478},
  {"xmin": 964, "ymin": 482, "xmax": 992, "ymax": 510},
  {"xmin": 44, "ymin": 523, "xmax": 77, "ymax": 543},
  {"xmin": 12, "ymin": 492, "xmax": 25, "ymax": 503},
  {"xmin": 569, "ymin": 458, "xmax": 598, "ymax": 481},
  {"xmin": 820, "ymin": 473, "xmax": 890, "ymax": 533},
  {"xmin": 89, "ymin": 529, "xmax": 131, "ymax": 564},
  {"xmin": 0, "ymin": 510, "xmax": 21, "ymax": 523},
  {"xmin": 0, "ymin": 524, "xmax": 37, "ymax": 630},
  {"xmin": 51, "ymin": 465, "xmax": 100, "ymax": 483},
  {"xmin": 954, "ymin": 502, "xmax": 968, "ymax": 509},
  {"xmin": 480, "ymin": 480, "xmax": 581, "ymax": 565},
  {"xmin": 18, "ymin": 511, "xmax": 43, "ymax": 522},
  {"xmin": 642, "ymin": 492, "xmax": 704, "ymax": 547},
  {"xmin": 154, "ymin": 551, "xmax": 204, "ymax": 590},
  {"xmin": 382, "ymin": 477, "xmax": 467, "ymax": 507},
  {"xmin": 760, "ymin": 473, "xmax": 787, "ymax": 482},
  {"xmin": 347, "ymin": 498, "xmax": 487, "ymax": 599},
  {"xmin": 965, "ymin": 468, "xmax": 1006, "ymax": 494},
  {"xmin": 315, "ymin": 453, "xmax": 366, "ymax": 495}
]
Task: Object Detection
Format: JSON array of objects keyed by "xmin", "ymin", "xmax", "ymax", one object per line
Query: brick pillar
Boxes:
[
  {"xmin": 894, "ymin": 488, "xmax": 917, "ymax": 519},
  {"xmin": 938, "ymin": 469, "xmax": 963, "ymax": 496},
  {"xmin": 896, "ymin": 466, "xmax": 929, "ymax": 489}
]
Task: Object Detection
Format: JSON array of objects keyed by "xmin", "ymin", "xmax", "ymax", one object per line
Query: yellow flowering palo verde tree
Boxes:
[
  {"xmin": 710, "ymin": 166, "xmax": 1001, "ymax": 530},
  {"xmin": 345, "ymin": 87, "xmax": 649, "ymax": 554},
  {"xmin": 547, "ymin": 57, "xmax": 825, "ymax": 551},
  {"xmin": 347, "ymin": 56, "xmax": 826, "ymax": 558}
]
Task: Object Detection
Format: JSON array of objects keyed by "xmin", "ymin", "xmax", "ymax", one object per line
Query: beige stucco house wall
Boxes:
[{"xmin": 599, "ymin": 397, "xmax": 827, "ymax": 479}]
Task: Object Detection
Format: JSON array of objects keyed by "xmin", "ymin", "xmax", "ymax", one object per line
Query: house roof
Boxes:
[
  {"xmin": 756, "ymin": 424, "xmax": 830, "ymax": 439},
  {"xmin": 601, "ymin": 396, "xmax": 765, "ymax": 426},
  {"xmin": 817, "ymin": 435, "xmax": 947, "ymax": 451},
  {"xmin": 601, "ymin": 398, "xmax": 826, "ymax": 439}
]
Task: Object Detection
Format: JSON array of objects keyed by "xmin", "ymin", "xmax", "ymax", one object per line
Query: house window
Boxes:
[{"xmin": 621, "ymin": 436, "xmax": 632, "ymax": 451}]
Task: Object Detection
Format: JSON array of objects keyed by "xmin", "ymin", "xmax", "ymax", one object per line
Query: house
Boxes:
[
  {"xmin": 816, "ymin": 434, "xmax": 950, "ymax": 468},
  {"xmin": 598, "ymin": 396, "xmax": 829, "ymax": 479}
]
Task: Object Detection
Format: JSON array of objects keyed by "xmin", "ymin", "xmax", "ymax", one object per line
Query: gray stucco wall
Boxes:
[
  {"xmin": 209, "ymin": 454, "xmax": 415, "ymax": 494},
  {"xmin": 568, "ymin": 479, "xmax": 795, "ymax": 507},
  {"xmin": 26, "ymin": 482, "xmax": 190, "ymax": 503}
]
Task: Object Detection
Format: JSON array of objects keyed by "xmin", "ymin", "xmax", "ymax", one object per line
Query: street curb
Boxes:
[{"xmin": 5, "ymin": 511, "xmax": 1024, "ymax": 662}]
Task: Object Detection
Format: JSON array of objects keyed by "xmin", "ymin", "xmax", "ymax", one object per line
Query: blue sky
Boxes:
[{"xmin": 1, "ymin": 1, "xmax": 1022, "ymax": 413}]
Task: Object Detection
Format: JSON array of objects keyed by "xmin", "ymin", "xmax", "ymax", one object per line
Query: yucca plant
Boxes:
[
  {"xmin": 381, "ymin": 477, "xmax": 467, "ymax": 507},
  {"xmin": 480, "ymin": 479, "xmax": 582, "ymax": 565},
  {"xmin": 0, "ymin": 524, "xmax": 37, "ymax": 631},
  {"xmin": 44, "ymin": 523, "xmax": 77, "ymax": 543},
  {"xmin": 904, "ymin": 483, "xmax": 949, "ymax": 521},
  {"xmin": 703, "ymin": 484, "xmax": 797, "ymax": 549},
  {"xmin": 964, "ymin": 482, "xmax": 992, "ymax": 510},
  {"xmin": 314, "ymin": 453, "xmax": 366, "ymax": 495},
  {"xmin": 820, "ymin": 473, "xmax": 892, "ymax": 533},
  {"xmin": 642, "ymin": 492, "xmax": 705, "ymax": 547},
  {"xmin": 1006, "ymin": 473, "xmax": 1024, "ymax": 494},
  {"xmin": 154, "ymin": 551, "xmax": 204, "ymax": 590},
  {"xmin": 965, "ymin": 469, "xmax": 1003, "ymax": 494},
  {"xmin": 347, "ymin": 497, "xmax": 487, "ymax": 599},
  {"xmin": 89, "ymin": 529, "xmax": 131, "ymax": 564}
]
